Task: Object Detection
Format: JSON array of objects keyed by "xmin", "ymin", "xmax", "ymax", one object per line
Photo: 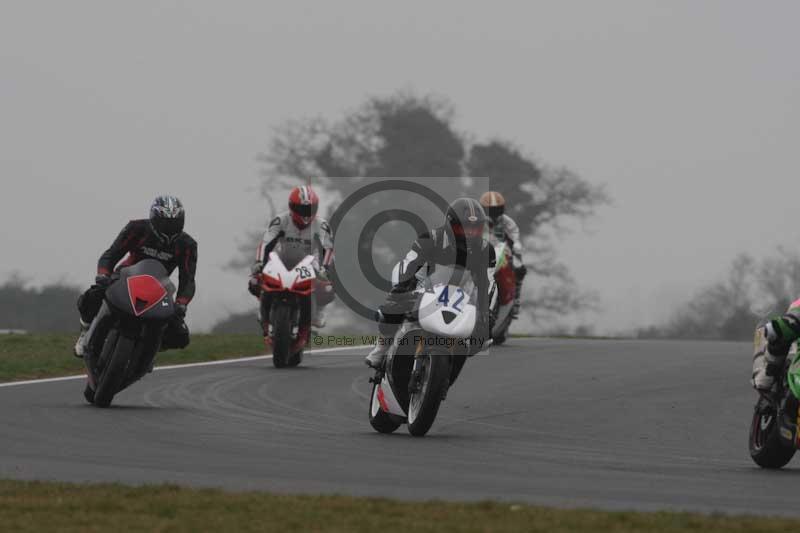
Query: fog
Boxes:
[{"xmin": 1, "ymin": 1, "xmax": 798, "ymax": 332}]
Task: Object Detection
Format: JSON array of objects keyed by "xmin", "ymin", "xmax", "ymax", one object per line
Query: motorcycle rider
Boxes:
[
  {"xmin": 248, "ymin": 185, "xmax": 334, "ymax": 351},
  {"xmin": 74, "ymin": 195, "xmax": 197, "ymax": 358},
  {"xmin": 365, "ymin": 197, "xmax": 496, "ymax": 370},
  {"xmin": 752, "ymin": 299, "xmax": 800, "ymax": 391},
  {"xmin": 479, "ymin": 191, "xmax": 527, "ymax": 318}
]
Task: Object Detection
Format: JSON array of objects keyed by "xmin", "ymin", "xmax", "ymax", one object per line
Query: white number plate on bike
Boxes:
[{"xmin": 434, "ymin": 284, "xmax": 469, "ymax": 312}]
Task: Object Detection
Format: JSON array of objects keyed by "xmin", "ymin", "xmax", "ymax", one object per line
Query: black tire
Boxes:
[
  {"xmin": 287, "ymin": 350, "xmax": 303, "ymax": 368},
  {"xmin": 83, "ymin": 384, "xmax": 95, "ymax": 405},
  {"xmin": 407, "ymin": 350, "xmax": 451, "ymax": 437},
  {"xmin": 368, "ymin": 382, "xmax": 402, "ymax": 434},
  {"xmin": 493, "ymin": 331, "xmax": 507, "ymax": 346},
  {"xmin": 271, "ymin": 302, "xmax": 294, "ymax": 368},
  {"xmin": 749, "ymin": 397, "xmax": 796, "ymax": 469},
  {"xmin": 93, "ymin": 335, "xmax": 136, "ymax": 408}
]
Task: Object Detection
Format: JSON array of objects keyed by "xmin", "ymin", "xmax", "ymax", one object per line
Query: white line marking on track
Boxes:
[{"xmin": 0, "ymin": 345, "xmax": 369, "ymax": 389}]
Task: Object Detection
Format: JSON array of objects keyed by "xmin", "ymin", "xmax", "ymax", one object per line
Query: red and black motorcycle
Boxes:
[{"xmin": 82, "ymin": 259, "xmax": 177, "ymax": 407}]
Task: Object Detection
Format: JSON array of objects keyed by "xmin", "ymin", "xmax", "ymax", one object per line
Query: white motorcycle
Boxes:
[
  {"xmin": 259, "ymin": 252, "xmax": 318, "ymax": 368},
  {"xmin": 368, "ymin": 269, "xmax": 485, "ymax": 437}
]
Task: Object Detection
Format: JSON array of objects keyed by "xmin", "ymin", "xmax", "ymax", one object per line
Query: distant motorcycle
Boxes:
[
  {"xmin": 260, "ymin": 252, "xmax": 332, "ymax": 368},
  {"xmin": 83, "ymin": 259, "xmax": 177, "ymax": 407},
  {"xmin": 369, "ymin": 273, "xmax": 479, "ymax": 437},
  {"xmin": 749, "ymin": 322, "xmax": 800, "ymax": 468},
  {"xmin": 490, "ymin": 241, "xmax": 516, "ymax": 345}
]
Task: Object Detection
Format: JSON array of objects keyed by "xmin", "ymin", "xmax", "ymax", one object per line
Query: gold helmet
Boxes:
[{"xmin": 479, "ymin": 191, "xmax": 505, "ymax": 222}]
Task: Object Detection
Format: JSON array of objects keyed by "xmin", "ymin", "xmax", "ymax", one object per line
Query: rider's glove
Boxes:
[
  {"xmin": 317, "ymin": 266, "xmax": 329, "ymax": 282},
  {"xmin": 95, "ymin": 274, "xmax": 112, "ymax": 287},
  {"xmin": 248, "ymin": 275, "xmax": 261, "ymax": 297},
  {"xmin": 174, "ymin": 303, "xmax": 187, "ymax": 319},
  {"xmin": 250, "ymin": 261, "xmax": 264, "ymax": 275}
]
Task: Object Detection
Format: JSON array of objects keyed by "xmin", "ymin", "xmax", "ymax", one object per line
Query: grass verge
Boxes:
[
  {"xmin": 0, "ymin": 480, "xmax": 796, "ymax": 533},
  {"xmin": 0, "ymin": 333, "xmax": 364, "ymax": 383}
]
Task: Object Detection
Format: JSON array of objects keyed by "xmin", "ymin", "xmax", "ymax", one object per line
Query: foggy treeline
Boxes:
[
  {"xmin": 217, "ymin": 92, "xmax": 607, "ymax": 333},
  {"xmin": 11, "ymin": 92, "xmax": 797, "ymax": 342},
  {"xmin": 636, "ymin": 249, "xmax": 800, "ymax": 341},
  {"xmin": 0, "ymin": 275, "xmax": 80, "ymax": 332}
]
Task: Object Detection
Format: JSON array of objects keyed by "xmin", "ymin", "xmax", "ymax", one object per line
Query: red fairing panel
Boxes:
[
  {"xmin": 127, "ymin": 275, "xmax": 168, "ymax": 317},
  {"xmin": 495, "ymin": 263, "xmax": 517, "ymax": 305}
]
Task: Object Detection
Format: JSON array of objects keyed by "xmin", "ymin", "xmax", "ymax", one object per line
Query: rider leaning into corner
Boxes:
[
  {"xmin": 73, "ymin": 195, "xmax": 198, "ymax": 358},
  {"xmin": 753, "ymin": 298, "xmax": 800, "ymax": 392},
  {"xmin": 479, "ymin": 191, "xmax": 527, "ymax": 318},
  {"xmin": 365, "ymin": 197, "xmax": 496, "ymax": 371},
  {"xmin": 248, "ymin": 185, "xmax": 334, "ymax": 350}
]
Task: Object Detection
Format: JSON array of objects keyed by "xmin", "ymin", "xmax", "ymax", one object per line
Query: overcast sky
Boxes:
[{"xmin": 1, "ymin": 1, "xmax": 798, "ymax": 332}]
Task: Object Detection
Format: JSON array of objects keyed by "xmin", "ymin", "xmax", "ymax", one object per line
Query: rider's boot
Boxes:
[
  {"xmin": 311, "ymin": 307, "xmax": 327, "ymax": 328},
  {"xmin": 753, "ymin": 323, "xmax": 790, "ymax": 392},
  {"xmin": 365, "ymin": 335, "xmax": 392, "ymax": 369},
  {"xmin": 73, "ymin": 319, "xmax": 91, "ymax": 359},
  {"xmin": 291, "ymin": 324, "xmax": 310, "ymax": 354},
  {"xmin": 261, "ymin": 319, "xmax": 272, "ymax": 349},
  {"xmin": 753, "ymin": 351, "xmax": 784, "ymax": 391}
]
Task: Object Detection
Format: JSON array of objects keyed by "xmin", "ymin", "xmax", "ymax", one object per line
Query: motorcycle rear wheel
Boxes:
[
  {"xmin": 407, "ymin": 349, "xmax": 451, "ymax": 437},
  {"xmin": 749, "ymin": 397, "xmax": 796, "ymax": 469}
]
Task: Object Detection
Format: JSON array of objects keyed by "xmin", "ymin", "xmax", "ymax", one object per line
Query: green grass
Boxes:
[
  {"xmin": 0, "ymin": 333, "xmax": 367, "ymax": 383},
  {"xmin": 0, "ymin": 480, "xmax": 796, "ymax": 533},
  {"xmin": 0, "ymin": 334, "xmax": 269, "ymax": 382}
]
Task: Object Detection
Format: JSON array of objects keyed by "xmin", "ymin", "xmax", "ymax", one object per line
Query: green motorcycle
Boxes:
[{"xmin": 749, "ymin": 325, "xmax": 800, "ymax": 468}]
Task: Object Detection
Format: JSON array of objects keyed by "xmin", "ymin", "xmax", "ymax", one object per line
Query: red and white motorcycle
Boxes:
[
  {"xmin": 259, "ymin": 252, "xmax": 333, "ymax": 368},
  {"xmin": 489, "ymin": 242, "xmax": 516, "ymax": 345}
]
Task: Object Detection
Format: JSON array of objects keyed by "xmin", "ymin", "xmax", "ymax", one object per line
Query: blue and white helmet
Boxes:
[{"xmin": 149, "ymin": 195, "xmax": 185, "ymax": 243}]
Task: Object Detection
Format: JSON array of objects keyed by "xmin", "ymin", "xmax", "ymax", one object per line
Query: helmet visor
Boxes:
[
  {"xmin": 452, "ymin": 222, "xmax": 484, "ymax": 240},
  {"xmin": 290, "ymin": 202, "xmax": 318, "ymax": 218},
  {"xmin": 485, "ymin": 205, "xmax": 504, "ymax": 220},
  {"xmin": 152, "ymin": 216, "xmax": 184, "ymax": 237}
]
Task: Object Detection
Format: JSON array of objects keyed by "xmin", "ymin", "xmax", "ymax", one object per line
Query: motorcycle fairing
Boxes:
[
  {"xmin": 127, "ymin": 275, "xmax": 167, "ymax": 316},
  {"xmin": 376, "ymin": 376, "xmax": 407, "ymax": 418},
  {"xmin": 261, "ymin": 252, "xmax": 316, "ymax": 295},
  {"xmin": 418, "ymin": 284, "xmax": 477, "ymax": 338},
  {"xmin": 105, "ymin": 259, "xmax": 176, "ymax": 320},
  {"xmin": 494, "ymin": 243, "xmax": 516, "ymax": 305}
]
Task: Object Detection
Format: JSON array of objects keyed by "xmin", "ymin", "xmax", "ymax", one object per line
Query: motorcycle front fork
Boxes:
[{"xmin": 409, "ymin": 357, "xmax": 424, "ymax": 394}]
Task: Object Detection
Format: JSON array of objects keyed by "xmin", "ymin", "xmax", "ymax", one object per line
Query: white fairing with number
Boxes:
[
  {"xmin": 262, "ymin": 252, "xmax": 317, "ymax": 290},
  {"xmin": 418, "ymin": 284, "xmax": 477, "ymax": 338}
]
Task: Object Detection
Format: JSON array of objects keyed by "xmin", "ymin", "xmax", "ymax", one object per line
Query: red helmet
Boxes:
[{"xmin": 288, "ymin": 185, "xmax": 319, "ymax": 228}]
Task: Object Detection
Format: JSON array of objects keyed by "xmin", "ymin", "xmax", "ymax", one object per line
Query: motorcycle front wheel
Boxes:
[
  {"xmin": 407, "ymin": 349, "xmax": 451, "ymax": 437},
  {"xmin": 271, "ymin": 301, "xmax": 294, "ymax": 368},
  {"xmin": 93, "ymin": 333, "xmax": 136, "ymax": 408},
  {"xmin": 749, "ymin": 396, "xmax": 796, "ymax": 469}
]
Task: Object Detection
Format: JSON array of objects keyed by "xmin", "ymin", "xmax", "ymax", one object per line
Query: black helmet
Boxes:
[
  {"xmin": 150, "ymin": 195, "xmax": 185, "ymax": 243},
  {"xmin": 445, "ymin": 197, "xmax": 486, "ymax": 248}
]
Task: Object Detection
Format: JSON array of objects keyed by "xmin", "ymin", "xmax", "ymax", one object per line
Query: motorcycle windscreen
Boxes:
[{"xmin": 105, "ymin": 259, "xmax": 176, "ymax": 319}]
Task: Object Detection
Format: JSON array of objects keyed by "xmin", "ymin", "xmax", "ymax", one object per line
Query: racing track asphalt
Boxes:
[{"xmin": 0, "ymin": 338, "xmax": 794, "ymax": 516}]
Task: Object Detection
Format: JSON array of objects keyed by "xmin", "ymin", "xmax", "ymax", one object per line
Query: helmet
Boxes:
[
  {"xmin": 479, "ymin": 191, "xmax": 505, "ymax": 223},
  {"xmin": 149, "ymin": 195, "xmax": 185, "ymax": 243},
  {"xmin": 289, "ymin": 185, "xmax": 319, "ymax": 229},
  {"xmin": 445, "ymin": 197, "xmax": 486, "ymax": 248}
]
